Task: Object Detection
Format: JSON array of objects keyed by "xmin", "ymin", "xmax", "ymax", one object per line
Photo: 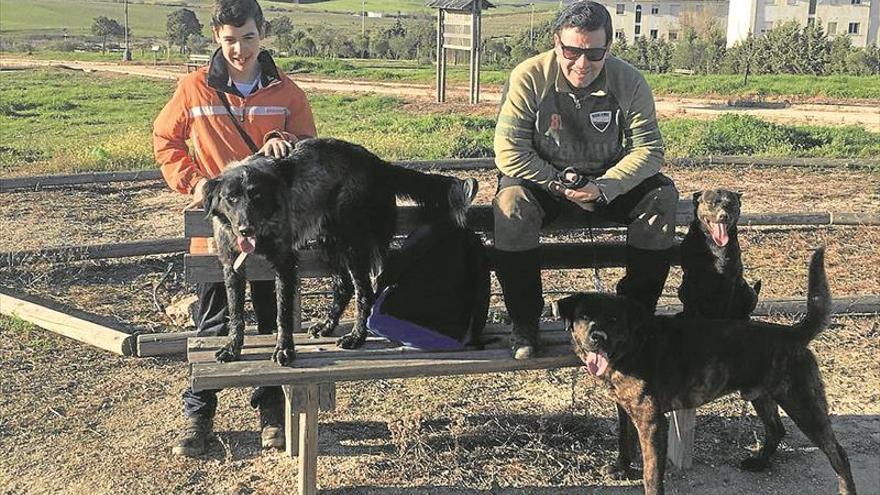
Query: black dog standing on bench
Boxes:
[
  {"xmin": 203, "ymin": 137, "xmax": 478, "ymax": 365},
  {"xmin": 679, "ymin": 189, "xmax": 761, "ymax": 319},
  {"xmin": 556, "ymin": 248, "xmax": 857, "ymax": 495}
]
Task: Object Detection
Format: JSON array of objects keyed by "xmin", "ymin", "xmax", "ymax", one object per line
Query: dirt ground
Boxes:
[
  {"xmin": 0, "ymin": 164, "xmax": 879, "ymax": 494},
  {"xmin": 3, "ymin": 58, "xmax": 879, "ymax": 131}
]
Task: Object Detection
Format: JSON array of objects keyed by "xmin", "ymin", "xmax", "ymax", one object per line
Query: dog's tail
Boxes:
[
  {"xmin": 379, "ymin": 165, "xmax": 478, "ymax": 228},
  {"xmin": 792, "ymin": 247, "xmax": 831, "ymax": 344}
]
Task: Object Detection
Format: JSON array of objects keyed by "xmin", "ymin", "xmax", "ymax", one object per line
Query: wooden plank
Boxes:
[
  {"xmin": 186, "ymin": 330, "xmax": 573, "ymax": 364},
  {"xmin": 0, "ymin": 289, "xmax": 135, "ymax": 356},
  {"xmin": 183, "ymin": 203, "xmax": 880, "ymax": 240},
  {"xmin": 297, "ymin": 384, "xmax": 319, "ymax": 495},
  {"xmin": 183, "ymin": 241, "xmax": 681, "ymax": 283},
  {"xmin": 190, "ymin": 343, "xmax": 581, "ymax": 391},
  {"xmin": 1, "ymin": 238, "xmax": 187, "ymax": 264},
  {"xmin": 319, "ymin": 383, "xmax": 336, "ymax": 412},
  {"xmin": 0, "ymin": 169, "xmax": 162, "ymax": 191},
  {"xmin": 283, "ymin": 385, "xmax": 300, "ymax": 457},
  {"xmin": 667, "ymin": 408, "xmax": 696, "ymax": 469}
]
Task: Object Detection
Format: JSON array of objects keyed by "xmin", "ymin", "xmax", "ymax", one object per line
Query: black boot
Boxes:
[
  {"xmin": 251, "ymin": 386, "xmax": 285, "ymax": 449},
  {"xmin": 616, "ymin": 246, "xmax": 672, "ymax": 314},
  {"xmin": 171, "ymin": 414, "xmax": 214, "ymax": 457},
  {"xmin": 494, "ymin": 249, "xmax": 544, "ymax": 359}
]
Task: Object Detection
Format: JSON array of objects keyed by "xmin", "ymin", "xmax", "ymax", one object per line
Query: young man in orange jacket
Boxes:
[{"xmin": 153, "ymin": 0, "xmax": 316, "ymax": 457}]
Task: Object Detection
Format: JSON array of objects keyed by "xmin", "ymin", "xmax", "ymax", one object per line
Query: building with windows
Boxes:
[
  {"xmin": 596, "ymin": 1, "xmax": 728, "ymax": 43},
  {"xmin": 592, "ymin": 1, "xmax": 879, "ymax": 48},
  {"xmin": 727, "ymin": 0, "xmax": 879, "ymax": 47}
]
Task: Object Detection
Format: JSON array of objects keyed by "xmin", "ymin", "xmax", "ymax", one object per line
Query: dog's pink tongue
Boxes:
[
  {"xmin": 585, "ymin": 351, "xmax": 609, "ymax": 376},
  {"xmin": 708, "ymin": 221, "xmax": 729, "ymax": 247},
  {"xmin": 237, "ymin": 236, "xmax": 256, "ymax": 254}
]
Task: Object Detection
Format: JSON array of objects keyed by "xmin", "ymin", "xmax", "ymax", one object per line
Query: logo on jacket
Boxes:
[{"xmin": 589, "ymin": 111, "xmax": 612, "ymax": 133}]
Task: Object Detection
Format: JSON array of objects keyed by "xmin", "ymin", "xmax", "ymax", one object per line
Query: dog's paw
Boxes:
[
  {"xmin": 271, "ymin": 344, "xmax": 296, "ymax": 366},
  {"xmin": 336, "ymin": 331, "xmax": 366, "ymax": 349},
  {"xmin": 307, "ymin": 321, "xmax": 335, "ymax": 338},
  {"xmin": 601, "ymin": 463, "xmax": 637, "ymax": 480},
  {"xmin": 214, "ymin": 343, "xmax": 242, "ymax": 363},
  {"xmin": 740, "ymin": 456, "xmax": 770, "ymax": 472}
]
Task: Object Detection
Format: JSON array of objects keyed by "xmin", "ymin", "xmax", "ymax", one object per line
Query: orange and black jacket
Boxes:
[{"xmin": 153, "ymin": 48, "xmax": 317, "ymax": 195}]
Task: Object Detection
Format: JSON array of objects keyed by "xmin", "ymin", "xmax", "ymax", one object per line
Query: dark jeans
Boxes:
[{"xmin": 182, "ymin": 280, "xmax": 283, "ymax": 418}]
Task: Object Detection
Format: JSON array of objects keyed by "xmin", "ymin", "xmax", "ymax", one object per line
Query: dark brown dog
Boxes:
[
  {"xmin": 679, "ymin": 189, "xmax": 761, "ymax": 319},
  {"xmin": 556, "ymin": 248, "xmax": 856, "ymax": 495}
]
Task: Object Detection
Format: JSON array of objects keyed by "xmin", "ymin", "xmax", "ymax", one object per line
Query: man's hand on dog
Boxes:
[
  {"xmin": 260, "ymin": 137, "xmax": 293, "ymax": 158},
  {"xmin": 184, "ymin": 178, "xmax": 209, "ymax": 210}
]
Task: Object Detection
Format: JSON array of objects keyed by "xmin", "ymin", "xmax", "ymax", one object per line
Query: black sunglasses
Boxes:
[{"xmin": 559, "ymin": 43, "xmax": 607, "ymax": 62}]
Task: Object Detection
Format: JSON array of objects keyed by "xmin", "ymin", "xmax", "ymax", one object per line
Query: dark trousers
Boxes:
[{"xmin": 182, "ymin": 280, "xmax": 283, "ymax": 418}]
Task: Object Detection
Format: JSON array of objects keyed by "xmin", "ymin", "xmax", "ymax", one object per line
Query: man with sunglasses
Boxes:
[{"xmin": 493, "ymin": 1, "xmax": 678, "ymax": 359}]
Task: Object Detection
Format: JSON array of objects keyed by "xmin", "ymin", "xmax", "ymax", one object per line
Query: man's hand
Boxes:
[
  {"xmin": 563, "ymin": 182, "xmax": 602, "ymax": 211},
  {"xmin": 184, "ymin": 178, "xmax": 208, "ymax": 211},
  {"xmin": 259, "ymin": 137, "xmax": 293, "ymax": 158}
]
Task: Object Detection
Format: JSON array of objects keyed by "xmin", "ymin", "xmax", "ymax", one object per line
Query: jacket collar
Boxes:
[{"xmin": 207, "ymin": 47, "xmax": 281, "ymax": 96}]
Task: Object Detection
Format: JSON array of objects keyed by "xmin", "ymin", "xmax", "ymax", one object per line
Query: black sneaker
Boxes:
[
  {"xmin": 259, "ymin": 398, "xmax": 285, "ymax": 450},
  {"xmin": 171, "ymin": 415, "xmax": 214, "ymax": 457}
]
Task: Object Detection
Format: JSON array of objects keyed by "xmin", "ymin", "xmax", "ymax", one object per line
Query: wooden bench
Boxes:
[
  {"xmin": 186, "ymin": 54, "xmax": 211, "ymax": 72},
  {"xmin": 183, "ymin": 199, "xmax": 696, "ymax": 494}
]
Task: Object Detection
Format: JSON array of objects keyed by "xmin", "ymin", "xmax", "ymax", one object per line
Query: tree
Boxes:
[
  {"xmin": 91, "ymin": 16, "xmax": 124, "ymax": 53},
  {"xmin": 166, "ymin": 8, "xmax": 202, "ymax": 55},
  {"xmin": 269, "ymin": 16, "xmax": 293, "ymax": 39}
]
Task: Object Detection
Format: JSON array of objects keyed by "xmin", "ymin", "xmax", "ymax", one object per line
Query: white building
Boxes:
[
  {"xmin": 727, "ymin": 0, "xmax": 879, "ymax": 47},
  {"xmin": 596, "ymin": 1, "xmax": 729, "ymax": 42},
  {"xmin": 593, "ymin": 1, "xmax": 879, "ymax": 48}
]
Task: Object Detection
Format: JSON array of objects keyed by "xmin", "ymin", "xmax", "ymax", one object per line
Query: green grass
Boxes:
[
  {"xmin": 1, "ymin": 68, "xmax": 877, "ymax": 177},
  {"xmin": 646, "ymin": 74, "xmax": 880, "ymax": 101}
]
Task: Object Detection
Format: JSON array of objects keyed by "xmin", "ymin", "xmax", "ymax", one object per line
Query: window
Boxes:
[
  {"xmin": 651, "ymin": 5, "xmax": 660, "ymax": 14},
  {"xmin": 670, "ymin": 4, "xmax": 680, "ymax": 15},
  {"xmin": 635, "ymin": 5, "xmax": 642, "ymax": 22},
  {"xmin": 615, "ymin": 30, "xmax": 625, "ymax": 40},
  {"xmin": 848, "ymin": 22, "xmax": 860, "ymax": 34},
  {"xmin": 668, "ymin": 30, "xmax": 678, "ymax": 40},
  {"xmin": 617, "ymin": 3, "xmax": 625, "ymax": 14},
  {"xmin": 635, "ymin": 25, "xmax": 642, "ymax": 35},
  {"xmin": 765, "ymin": 0, "xmax": 776, "ymax": 4},
  {"xmin": 787, "ymin": 0, "xmax": 797, "ymax": 5},
  {"xmin": 650, "ymin": 29, "xmax": 659, "ymax": 39},
  {"xmin": 807, "ymin": 17, "xmax": 815, "ymax": 26},
  {"xmin": 827, "ymin": 21, "xmax": 837, "ymax": 35},
  {"xmin": 851, "ymin": 0, "xmax": 861, "ymax": 4}
]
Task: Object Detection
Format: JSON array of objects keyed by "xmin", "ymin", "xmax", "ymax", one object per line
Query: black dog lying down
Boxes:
[
  {"xmin": 679, "ymin": 189, "xmax": 761, "ymax": 319},
  {"xmin": 203, "ymin": 137, "xmax": 478, "ymax": 365},
  {"xmin": 556, "ymin": 248, "xmax": 856, "ymax": 495}
]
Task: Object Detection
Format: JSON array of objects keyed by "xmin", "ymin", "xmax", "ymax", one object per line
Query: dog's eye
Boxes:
[{"xmin": 225, "ymin": 195, "xmax": 239, "ymax": 204}]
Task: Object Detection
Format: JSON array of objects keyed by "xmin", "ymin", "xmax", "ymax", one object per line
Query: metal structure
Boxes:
[{"xmin": 427, "ymin": 0, "xmax": 494, "ymax": 104}]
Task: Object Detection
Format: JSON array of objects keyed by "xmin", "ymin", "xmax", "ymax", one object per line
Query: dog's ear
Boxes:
[
  {"xmin": 734, "ymin": 191, "xmax": 744, "ymax": 200},
  {"xmin": 553, "ymin": 293, "xmax": 586, "ymax": 321},
  {"xmin": 692, "ymin": 191, "xmax": 703, "ymax": 205},
  {"xmin": 202, "ymin": 178, "xmax": 221, "ymax": 217}
]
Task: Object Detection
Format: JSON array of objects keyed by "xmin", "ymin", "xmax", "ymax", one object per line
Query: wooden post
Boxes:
[
  {"xmin": 667, "ymin": 408, "xmax": 696, "ymax": 469},
  {"xmin": 298, "ymin": 384, "xmax": 319, "ymax": 495},
  {"xmin": 283, "ymin": 385, "xmax": 301, "ymax": 457},
  {"xmin": 436, "ymin": 9, "xmax": 445, "ymax": 103},
  {"xmin": 469, "ymin": 2, "xmax": 481, "ymax": 104}
]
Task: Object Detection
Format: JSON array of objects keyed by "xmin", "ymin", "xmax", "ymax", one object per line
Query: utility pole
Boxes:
[
  {"xmin": 362, "ymin": 0, "xmax": 366, "ymax": 38},
  {"xmin": 530, "ymin": 3, "xmax": 534, "ymax": 47},
  {"xmin": 122, "ymin": 0, "xmax": 131, "ymax": 61}
]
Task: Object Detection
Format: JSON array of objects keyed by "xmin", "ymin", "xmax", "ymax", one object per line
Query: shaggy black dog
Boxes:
[
  {"xmin": 203, "ymin": 138, "xmax": 478, "ymax": 365},
  {"xmin": 556, "ymin": 248, "xmax": 857, "ymax": 495},
  {"xmin": 678, "ymin": 189, "xmax": 761, "ymax": 319}
]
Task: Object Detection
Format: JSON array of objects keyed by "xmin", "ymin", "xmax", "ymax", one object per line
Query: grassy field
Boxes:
[
  {"xmin": 1, "ymin": 68, "xmax": 878, "ymax": 177},
  {"xmin": 0, "ymin": 0, "xmax": 554, "ymax": 42}
]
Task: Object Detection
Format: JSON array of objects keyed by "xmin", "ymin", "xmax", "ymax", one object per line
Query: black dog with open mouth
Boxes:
[
  {"xmin": 679, "ymin": 189, "xmax": 761, "ymax": 319},
  {"xmin": 556, "ymin": 248, "xmax": 856, "ymax": 495}
]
